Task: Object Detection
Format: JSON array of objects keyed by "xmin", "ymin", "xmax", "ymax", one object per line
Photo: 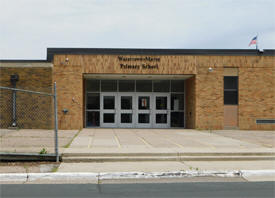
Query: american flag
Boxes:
[{"xmin": 249, "ymin": 36, "xmax": 257, "ymax": 46}]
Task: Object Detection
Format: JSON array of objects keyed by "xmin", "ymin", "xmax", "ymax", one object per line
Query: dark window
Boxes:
[
  {"xmin": 153, "ymin": 80, "xmax": 170, "ymax": 92},
  {"xmin": 171, "ymin": 80, "xmax": 185, "ymax": 92},
  {"xmin": 136, "ymin": 80, "xmax": 152, "ymax": 92},
  {"xmin": 224, "ymin": 77, "xmax": 238, "ymax": 89},
  {"xmin": 86, "ymin": 111, "xmax": 100, "ymax": 127},
  {"xmin": 119, "ymin": 80, "xmax": 135, "ymax": 92},
  {"xmin": 171, "ymin": 112, "xmax": 184, "ymax": 127},
  {"xmin": 86, "ymin": 80, "xmax": 100, "ymax": 92},
  {"xmin": 101, "ymin": 80, "xmax": 117, "ymax": 92},
  {"xmin": 103, "ymin": 113, "xmax": 115, "ymax": 123},
  {"xmin": 224, "ymin": 76, "xmax": 238, "ymax": 105},
  {"xmin": 121, "ymin": 114, "xmax": 132, "ymax": 123},
  {"xmin": 86, "ymin": 93, "xmax": 100, "ymax": 109}
]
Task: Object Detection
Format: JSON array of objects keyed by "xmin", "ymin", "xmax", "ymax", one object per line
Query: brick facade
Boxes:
[{"xmin": 1, "ymin": 49, "xmax": 274, "ymax": 130}]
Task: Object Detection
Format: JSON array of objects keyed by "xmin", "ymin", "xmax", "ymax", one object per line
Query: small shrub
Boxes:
[{"xmin": 39, "ymin": 148, "xmax": 48, "ymax": 154}]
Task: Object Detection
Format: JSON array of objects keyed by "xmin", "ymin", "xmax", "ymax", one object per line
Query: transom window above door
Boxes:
[{"xmin": 85, "ymin": 79, "xmax": 185, "ymax": 93}]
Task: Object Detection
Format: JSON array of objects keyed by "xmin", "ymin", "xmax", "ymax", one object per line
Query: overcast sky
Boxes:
[{"xmin": 0, "ymin": 0, "xmax": 274, "ymax": 59}]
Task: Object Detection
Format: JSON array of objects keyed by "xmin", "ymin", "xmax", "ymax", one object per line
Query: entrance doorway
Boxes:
[
  {"xmin": 85, "ymin": 78, "xmax": 185, "ymax": 128},
  {"xmin": 99, "ymin": 93, "xmax": 170, "ymax": 128}
]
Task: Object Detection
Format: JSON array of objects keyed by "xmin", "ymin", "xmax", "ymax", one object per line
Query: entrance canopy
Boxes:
[{"xmin": 83, "ymin": 74, "xmax": 193, "ymax": 80}]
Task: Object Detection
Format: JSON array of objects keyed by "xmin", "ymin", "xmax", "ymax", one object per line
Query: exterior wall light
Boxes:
[
  {"xmin": 208, "ymin": 67, "xmax": 213, "ymax": 72},
  {"xmin": 65, "ymin": 57, "xmax": 69, "ymax": 62},
  {"xmin": 62, "ymin": 109, "xmax": 69, "ymax": 114}
]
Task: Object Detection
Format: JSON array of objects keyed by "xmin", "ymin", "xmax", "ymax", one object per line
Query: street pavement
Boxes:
[{"xmin": 1, "ymin": 182, "xmax": 274, "ymax": 198}]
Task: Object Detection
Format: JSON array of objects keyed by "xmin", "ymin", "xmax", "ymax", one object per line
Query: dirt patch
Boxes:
[{"xmin": 0, "ymin": 162, "xmax": 60, "ymax": 173}]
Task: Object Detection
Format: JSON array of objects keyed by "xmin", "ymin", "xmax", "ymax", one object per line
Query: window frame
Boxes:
[{"xmin": 224, "ymin": 76, "xmax": 238, "ymax": 105}]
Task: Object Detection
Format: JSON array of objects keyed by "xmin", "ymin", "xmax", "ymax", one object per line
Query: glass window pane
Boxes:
[
  {"xmin": 171, "ymin": 94, "xmax": 184, "ymax": 110},
  {"xmin": 156, "ymin": 97, "xmax": 167, "ymax": 110},
  {"xmin": 121, "ymin": 113, "xmax": 132, "ymax": 123},
  {"xmin": 224, "ymin": 77, "xmax": 238, "ymax": 90},
  {"xmin": 136, "ymin": 80, "xmax": 152, "ymax": 92},
  {"xmin": 121, "ymin": 96, "xmax": 132, "ymax": 110},
  {"xmin": 104, "ymin": 113, "xmax": 115, "ymax": 123},
  {"xmin": 171, "ymin": 112, "xmax": 184, "ymax": 127},
  {"xmin": 86, "ymin": 80, "xmax": 100, "ymax": 92},
  {"xmin": 119, "ymin": 80, "xmax": 135, "ymax": 92},
  {"xmin": 171, "ymin": 80, "xmax": 185, "ymax": 92},
  {"xmin": 104, "ymin": 96, "xmax": 115, "ymax": 109},
  {"xmin": 138, "ymin": 96, "xmax": 150, "ymax": 110},
  {"xmin": 138, "ymin": 114, "xmax": 150, "ymax": 123},
  {"xmin": 101, "ymin": 80, "xmax": 117, "ymax": 92},
  {"xmin": 153, "ymin": 80, "xmax": 170, "ymax": 92},
  {"xmin": 86, "ymin": 111, "xmax": 100, "ymax": 127},
  {"xmin": 156, "ymin": 114, "xmax": 167, "ymax": 124},
  {"xmin": 224, "ymin": 91, "xmax": 238, "ymax": 105},
  {"xmin": 86, "ymin": 93, "xmax": 100, "ymax": 109}
]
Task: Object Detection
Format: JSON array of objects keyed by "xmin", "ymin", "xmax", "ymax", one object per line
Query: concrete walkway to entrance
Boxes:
[{"xmin": 64, "ymin": 129, "xmax": 275, "ymax": 154}]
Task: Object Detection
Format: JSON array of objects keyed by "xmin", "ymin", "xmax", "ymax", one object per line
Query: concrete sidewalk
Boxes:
[
  {"xmin": 58, "ymin": 129, "xmax": 275, "ymax": 182},
  {"xmin": 1, "ymin": 128, "xmax": 274, "ymax": 158},
  {"xmin": 62, "ymin": 129, "xmax": 275, "ymax": 161},
  {"xmin": 0, "ymin": 129, "xmax": 78, "ymax": 154},
  {"xmin": 1, "ymin": 128, "xmax": 274, "ymax": 182}
]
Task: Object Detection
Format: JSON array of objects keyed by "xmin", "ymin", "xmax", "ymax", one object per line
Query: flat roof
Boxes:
[
  {"xmin": 47, "ymin": 48, "xmax": 275, "ymax": 61},
  {"xmin": 0, "ymin": 48, "xmax": 274, "ymax": 63}
]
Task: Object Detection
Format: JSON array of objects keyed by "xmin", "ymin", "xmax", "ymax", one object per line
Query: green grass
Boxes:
[
  {"xmin": 39, "ymin": 148, "xmax": 48, "ymax": 154},
  {"xmin": 51, "ymin": 166, "xmax": 59, "ymax": 172},
  {"xmin": 63, "ymin": 129, "xmax": 82, "ymax": 148}
]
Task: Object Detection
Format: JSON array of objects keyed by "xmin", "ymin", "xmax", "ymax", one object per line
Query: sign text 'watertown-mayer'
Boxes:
[{"xmin": 118, "ymin": 56, "xmax": 160, "ymax": 70}]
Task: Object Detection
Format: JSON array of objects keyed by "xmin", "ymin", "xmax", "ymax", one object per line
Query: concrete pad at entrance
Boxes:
[
  {"xmin": 212, "ymin": 130, "xmax": 275, "ymax": 148},
  {"xmin": 65, "ymin": 129, "xmax": 275, "ymax": 155}
]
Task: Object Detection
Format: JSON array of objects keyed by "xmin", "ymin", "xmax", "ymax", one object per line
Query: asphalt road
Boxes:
[{"xmin": 1, "ymin": 182, "xmax": 274, "ymax": 198}]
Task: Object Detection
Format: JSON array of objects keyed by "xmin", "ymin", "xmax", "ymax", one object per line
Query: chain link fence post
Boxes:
[{"xmin": 54, "ymin": 82, "xmax": 59, "ymax": 162}]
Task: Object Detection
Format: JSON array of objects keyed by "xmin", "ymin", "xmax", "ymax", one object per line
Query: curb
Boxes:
[
  {"xmin": 0, "ymin": 153, "xmax": 58, "ymax": 162},
  {"xmin": 1, "ymin": 170, "xmax": 275, "ymax": 182}
]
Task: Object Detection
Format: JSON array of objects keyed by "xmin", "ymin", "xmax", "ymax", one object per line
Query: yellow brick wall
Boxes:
[
  {"xmin": 52, "ymin": 61, "xmax": 83, "ymax": 130},
  {"xmin": 185, "ymin": 76, "xmax": 196, "ymax": 129},
  {"xmin": 0, "ymin": 67, "xmax": 53, "ymax": 129},
  {"xmin": 51, "ymin": 54, "xmax": 275, "ymax": 130}
]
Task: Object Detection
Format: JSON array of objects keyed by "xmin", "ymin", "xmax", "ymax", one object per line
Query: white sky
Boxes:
[{"xmin": 0, "ymin": 0, "xmax": 274, "ymax": 59}]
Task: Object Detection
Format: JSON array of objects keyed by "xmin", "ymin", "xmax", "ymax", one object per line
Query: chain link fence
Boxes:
[{"xmin": 0, "ymin": 83, "xmax": 59, "ymax": 162}]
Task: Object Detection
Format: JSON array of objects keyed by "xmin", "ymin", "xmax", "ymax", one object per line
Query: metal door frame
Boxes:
[
  {"xmin": 135, "ymin": 93, "xmax": 153, "ymax": 128},
  {"xmin": 118, "ymin": 93, "xmax": 135, "ymax": 128},
  {"xmin": 153, "ymin": 93, "xmax": 170, "ymax": 128},
  {"xmin": 100, "ymin": 93, "xmax": 118, "ymax": 128}
]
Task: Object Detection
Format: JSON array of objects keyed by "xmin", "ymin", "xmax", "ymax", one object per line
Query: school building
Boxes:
[{"xmin": 0, "ymin": 48, "xmax": 274, "ymax": 130}]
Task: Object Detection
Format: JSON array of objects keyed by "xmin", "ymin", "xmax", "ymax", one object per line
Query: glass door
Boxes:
[
  {"xmin": 136, "ymin": 93, "xmax": 152, "ymax": 128},
  {"xmin": 153, "ymin": 93, "xmax": 170, "ymax": 128},
  {"xmin": 118, "ymin": 93, "xmax": 135, "ymax": 128},
  {"xmin": 100, "ymin": 93, "xmax": 117, "ymax": 128}
]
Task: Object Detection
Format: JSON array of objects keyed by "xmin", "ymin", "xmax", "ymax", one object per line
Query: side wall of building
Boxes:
[
  {"xmin": 0, "ymin": 65, "xmax": 53, "ymax": 129},
  {"xmin": 194, "ymin": 55, "xmax": 275, "ymax": 130},
  {"xmin": 238, "ymin": 58, "xmax": 275, "ymax": 130}
]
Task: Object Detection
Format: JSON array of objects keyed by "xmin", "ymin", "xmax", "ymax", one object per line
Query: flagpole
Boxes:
[{"xmin": 256, "ymin": 33, "xmax": 258, "ymax": 50}]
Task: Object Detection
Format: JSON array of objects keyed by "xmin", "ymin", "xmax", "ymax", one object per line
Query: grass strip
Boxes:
[{"xmin": 63, "ymin": 129, "xmax": 82, "ymax": 148}]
